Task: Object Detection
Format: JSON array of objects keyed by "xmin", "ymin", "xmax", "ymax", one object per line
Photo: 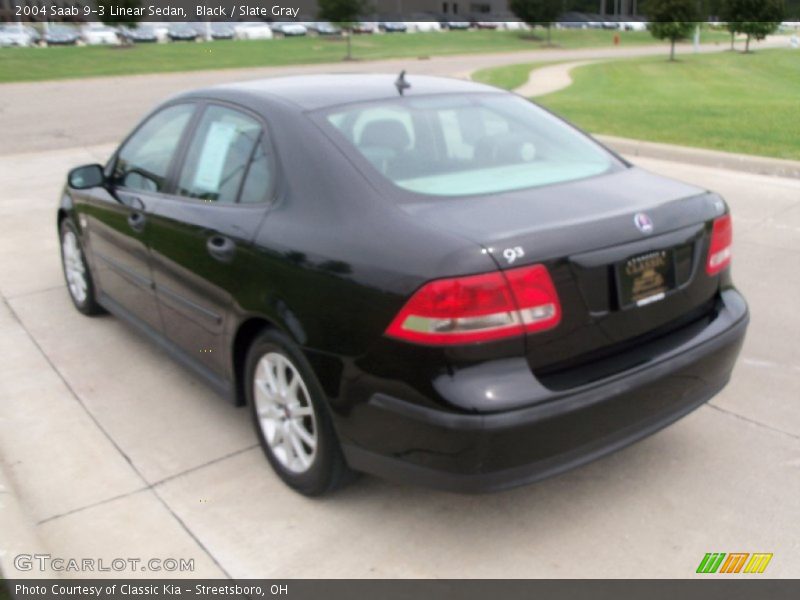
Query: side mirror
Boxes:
[{"xmin": 68, "ymin": 164, "xmax": 105, "ymax": 190}]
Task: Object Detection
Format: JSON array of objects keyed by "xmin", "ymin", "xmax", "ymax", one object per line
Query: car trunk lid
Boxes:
[{"xmin": 401, "ymin": 167, "xmax": 726, "ymax": 387}]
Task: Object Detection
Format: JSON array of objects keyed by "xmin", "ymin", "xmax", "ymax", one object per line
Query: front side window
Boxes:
[
  {"xmin": 113, "ymin": 104, "xmax": 194, "ymax": 193},
  {"xmin": 323, "ymin": 94, "xmax": 617, "ymax": 197},
  {"xmin": 177, "ymin": 105, "xmax": 263, "ymax": 204}
]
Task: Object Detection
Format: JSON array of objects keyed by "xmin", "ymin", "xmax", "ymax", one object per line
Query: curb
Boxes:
[
  {"xmin": 0, "ymin": 460, "xmax": 52, "ymax": 579},
  {"xmin": 596, "ymin": 134, "xmax": 800, "ymax": 180}
]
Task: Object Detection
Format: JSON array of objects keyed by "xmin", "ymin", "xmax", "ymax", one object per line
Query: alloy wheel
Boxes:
[
  {"xmin": 253, "ymin": 352, "xmax": 318, "ymax": 473},
  {"xmin": 62, "ymin": 230, "xmax": 88, "ymax": 304}
]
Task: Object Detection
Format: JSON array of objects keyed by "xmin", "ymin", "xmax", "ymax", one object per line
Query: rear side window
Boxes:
[
  {"xmin": 177, "ymin": 106, "xmax": 263, "ymax": 204},
  {"xmin": 113, "ymin": 104, "xmax": 194, "ymax": 193},
  {"xmin": 238, "ymin": 142, "xmax": 272, "ymax": 204}
]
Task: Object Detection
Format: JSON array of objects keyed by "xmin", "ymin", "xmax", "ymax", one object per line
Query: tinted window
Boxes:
[
  {"xmin": 177, "ymin": 106, "xmax": 262, "ymax": 204},
  {"xmin": 113, "ymin": 104, "xmax": 194, "ymax": 193},
  {"xmin": 324, "ymin": 94, "xmax": 616, "ymax": 197}
]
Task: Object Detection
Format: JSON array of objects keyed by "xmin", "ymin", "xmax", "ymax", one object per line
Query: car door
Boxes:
[
  {"xmin": 83, "ymin": 102, "xmax": 196, "ymax": 332},
  {"xmin": 147, "ymin": 103, "xmax": 275, "ymax": 377}
]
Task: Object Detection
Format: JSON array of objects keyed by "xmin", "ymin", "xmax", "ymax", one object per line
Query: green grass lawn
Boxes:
[
  {"xmin": 476, "ymin": 49, "xmax": 800, "ymax": 161},
  {"xmin": 0, "ymin": 28, "xmax": 732, "ymax": 84},
  {"xmin": 472, "ymin": 60, "xmax": 560, "ymax": 90},
  {"xmin": 471, "ymin": 31, "xmax": 746, "ymax": 91}
]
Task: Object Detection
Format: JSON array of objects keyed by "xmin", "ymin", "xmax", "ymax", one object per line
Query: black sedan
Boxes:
[{"xmin": 58, "ymin": 74, "xmax": 748, "ymax": 496}]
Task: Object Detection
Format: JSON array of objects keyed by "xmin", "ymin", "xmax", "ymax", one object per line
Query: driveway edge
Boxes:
[
  {"xmin": 0, "ymin": 460, "xmax": 51, "ymax": 579},
  {"xmin": 596, "ymin": 134, "xmax": 800, "ymax": 179}
]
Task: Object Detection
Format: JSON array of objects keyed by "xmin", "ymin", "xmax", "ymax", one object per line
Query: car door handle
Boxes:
[
  {"xmin": 127, "ymin": 211, "xmax": 146, "ymax": 233},
  {"xmin": 207, "ymin": 234, "xmax": 236, "ymax": 262}
]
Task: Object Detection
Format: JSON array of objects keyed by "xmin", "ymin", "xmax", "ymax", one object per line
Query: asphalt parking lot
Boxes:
[{"xmin": 1, "ymin": 51, "xmax": 799, "ymax": 579}]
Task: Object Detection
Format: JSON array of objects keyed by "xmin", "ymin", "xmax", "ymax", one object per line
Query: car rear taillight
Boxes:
[
  {"xmin": 706, "ymin": 215, "xmax": 732, "ymax": 275},
  {"xmin": 504, "ymin": 264, "xmax": 562, "ymax": 333},
  {"xmin": 385, "ymin": 264, "xmax": 561, "ymax": 345}
]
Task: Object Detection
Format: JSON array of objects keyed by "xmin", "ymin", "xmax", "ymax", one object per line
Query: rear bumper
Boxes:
[{"xmin": 341, "ymin": 289, "xmax": 748, "ymax": 492}]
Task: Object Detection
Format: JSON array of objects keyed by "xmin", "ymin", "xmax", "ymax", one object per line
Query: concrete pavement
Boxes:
[
  {"xmin": 514, "ymin": 59, "xmax": 601, "ymax": 97},
  {"xmin": 1, "ymin": 143, "xmax": 799, "ymax": 578}
]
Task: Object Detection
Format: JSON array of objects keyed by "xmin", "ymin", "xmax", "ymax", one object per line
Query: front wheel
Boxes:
[
  {"xmin": 59, "ymin": 219, "xmax": 104, "ymax": 316},
  {"xmin": 245, "ymin": 329, "xmax": 355, "ymax": 496}
]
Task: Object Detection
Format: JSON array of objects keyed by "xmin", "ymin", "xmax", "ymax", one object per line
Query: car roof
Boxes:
[{"xmin": 208, "ymin": 74, "xmax": 501, "ymax": 111}]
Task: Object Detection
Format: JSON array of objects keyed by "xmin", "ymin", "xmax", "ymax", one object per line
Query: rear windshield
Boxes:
[{"xmin": 322, "ymin": 93, "xmax": 616, "ymax": 197}]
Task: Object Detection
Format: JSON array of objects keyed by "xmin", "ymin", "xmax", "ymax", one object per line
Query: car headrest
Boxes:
[
  {"xmin": 475, "ymin": 133, "xmax": 537, "ymax": 164},
  {"xmin": 359, "ymin": 119, "xmax": 411, "ymax": 151}
]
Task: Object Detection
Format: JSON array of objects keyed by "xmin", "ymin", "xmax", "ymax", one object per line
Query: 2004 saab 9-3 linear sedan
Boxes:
[{"xmin": 58, "ymin": 74, "xmax": 748, "ymax": 496}]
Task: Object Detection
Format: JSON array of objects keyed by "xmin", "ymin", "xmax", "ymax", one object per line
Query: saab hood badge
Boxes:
[{"xmin": 634, "ymin": 212, "xmax": 654, "ymax": 234}]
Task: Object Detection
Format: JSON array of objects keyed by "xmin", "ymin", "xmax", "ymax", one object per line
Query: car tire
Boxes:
[
  {"xmin": 245, "ymin": 329, "xmax": 355, "ymax": 496},
  {"xmin": 59, "ymin": 219, "xmax": 104, "ymax": 316}
]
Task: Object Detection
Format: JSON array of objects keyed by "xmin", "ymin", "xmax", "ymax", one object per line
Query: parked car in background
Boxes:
[
  {"xmin": 584, "ymin": 14, "xmax": 606, "ymax": 28},
  {"xmin": 233, "ymin": 21, "xmax": 274, "ymax": 40},
  {"xmin": 623, "ymin": 21, "xmax": 648, "ymax": 32},
  {"xmin": 474, "ymin": 20, "xmax": 499, "ymax": 29},
  {"xmin": 167, "ymin": 23, "xmax": 199, "ymax": 42},
  {"xmin": 147, "ymin": 22, "xmax": 171, "ymax": 42},
  {"xmin": 119, "ymin": 25, "xmax": 158, "ymax": 43},
  {"xmin": 25, "ymin": 25, "xmax": 42, "ymax": 45},
  {"xmin": 557, "ymin": 13, "xmax": 589, "ymax": 28},
  {"xmin": 0, "ymin": 23, "xmax": 37, "ymax": 47},
  {"xmin": 80, "ymin": 24, "xmax": 119, "ymax": 45},
  {"xmin": 191, "ymin": 22, "xmax": 236, "ymax": 41},
  {"xmin": 211, "ymin": 22, "xmax": 236, "ymax": 39},
  {"xmin": 44, "ymin": 25, "xmax": 80, "ymax": 46},
  {"xmin": 190, "ymin": 23, "xmax": 210, "ymax": 41},
  {"xmin": 408, "ymin": 19, "xmax": 442, "ymax": 33},
  {"xmin": 379, "ymin": 20, "xmax": 408, "ymax": 33},
  {"xmin": 501, "ymin": 20, "xmax": 528, "ymax": 31},
  {"xmin": 309, "ymin": 22, "xmax": 342, "ymax": 36},
  {"xmin": 440, "ymin": 19, "xmax": 470, "ymax": 30},
  {"xmin": 271, "ymin": 22, "xmax": 308, "ymax": 37},
  {"xmin": 353, "ymin": 22, "xmax": 376, "ymax": 34}
]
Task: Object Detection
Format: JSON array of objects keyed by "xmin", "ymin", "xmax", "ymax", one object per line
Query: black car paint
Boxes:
[{"xmin": 59, "ymin": 75, "xmax": 748, "ymax": 492}]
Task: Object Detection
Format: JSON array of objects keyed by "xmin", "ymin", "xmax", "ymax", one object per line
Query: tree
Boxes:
[
  {"xmin": 646, "ymin": 0, "xmax": 698, "ymax": 61},
  {"xmin": 724, "ymin": 21, "xmax": 737, "ymax": 50},
  {"xmin": 97, "ymin": 0, "xmax": 143, "ymax": 46},
  {"xmin": 509, "ymin": 0, "xmax": 562, "ymax": 45},
  {"xmin": 317, "ymin": 0, "xmax": 370, "ymax": 60},
  {"xmin": 720, "ymin": 0, "xmax": 785, "ymax": 53}
]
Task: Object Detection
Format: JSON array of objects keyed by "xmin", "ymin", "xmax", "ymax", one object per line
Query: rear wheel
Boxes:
[
  {"xmin": 59, "ymin": 219, "xmax": 104, "ymax": 316},
  {"xmin": 245, "ymin": 329, "xmax": 354, "ymax": 495}
]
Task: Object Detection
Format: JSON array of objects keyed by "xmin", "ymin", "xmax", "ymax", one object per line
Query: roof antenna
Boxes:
[{"xmin": 394, "ymin": 70, "xmax": 411, "ymax": 96}]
